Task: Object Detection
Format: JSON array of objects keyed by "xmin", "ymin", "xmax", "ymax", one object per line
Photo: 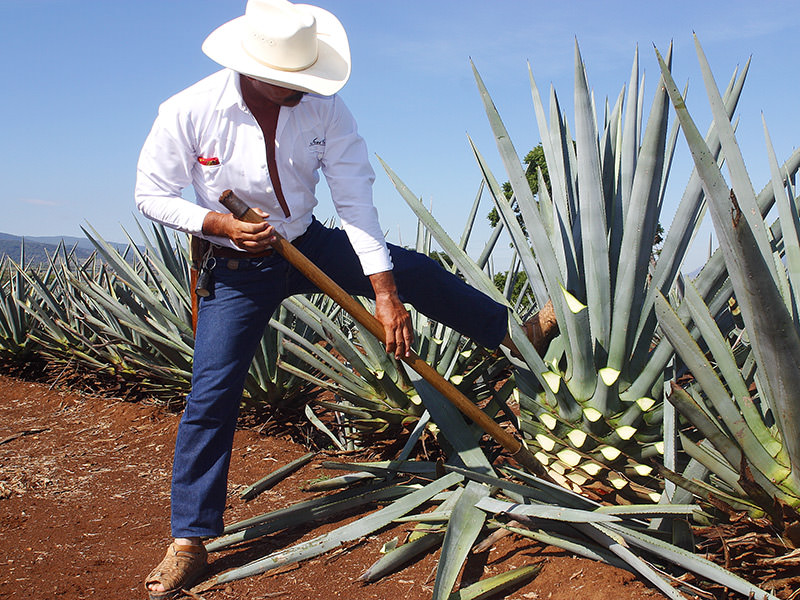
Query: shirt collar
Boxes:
[
  {"xmin": 217, "ymin": 69, "xmax": 247, "ymax": 112},
  {"xmin": 217, "ymin": 69, "xmax": 311, "ymax": 113}
]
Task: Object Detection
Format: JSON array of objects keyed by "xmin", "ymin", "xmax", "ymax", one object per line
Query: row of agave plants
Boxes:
[
  {"xmin": 3, "ymin": 36, "xmax": 800, "ymax": 598},
  {"xmin": 0, "ymin": 219, "xmax": 498, "ymax": 438}
]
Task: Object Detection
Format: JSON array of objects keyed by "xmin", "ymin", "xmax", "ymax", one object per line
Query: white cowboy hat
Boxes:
[{"xmin": 201, "ymin": 0, "xmax": 351, "ymax": 96}]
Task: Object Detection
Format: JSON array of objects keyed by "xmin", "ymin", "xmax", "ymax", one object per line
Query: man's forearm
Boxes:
[
  {"xmin": 202, "ymin": 211, "xmax": 238, "ymax": 237},
  {"xmin": 368, "ymin": 270, "xmax": 400, "ymax": 300}
]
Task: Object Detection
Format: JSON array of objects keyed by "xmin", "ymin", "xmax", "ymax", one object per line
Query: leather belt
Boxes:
[{"xmin": 211, "ymin": 246, "xmax": 273, "ymax": 259}]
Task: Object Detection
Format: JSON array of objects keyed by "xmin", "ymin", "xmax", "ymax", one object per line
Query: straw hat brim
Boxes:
[{"xmin": 201, "ymin": 4, "xmax": 351, "ymax": 96}]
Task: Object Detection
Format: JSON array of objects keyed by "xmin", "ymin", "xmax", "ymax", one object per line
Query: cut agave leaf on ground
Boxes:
[
  {"xmin": 433, "ymin": 480, "xmax": 491, "ymax": 599},
  {"xmin": 396, "ymin": 409, "xmax": 431, "ymax": 461},
  {"xmin": 301, "ymin": 471, "xmax": 376, "ymax": 492},
  {"xmin": 359, "ymin": 531, "xmax": 446, "ymax": 583},
  {"xmin": 499, "ymin": 522, "xmax": 630, "ymax": 571},
  {"xmin": 605, "ymin": 522, "xmax": 781, "ymax": 600},
  {"xmin": 577, "ymin": 522, "xmax": 687, "ymax": 600},
  {"xmin": 447, "ymin": 563, "xmax": 544, "ymax": 600},
  {"xmin": 394, "ymin": 511, "xmax": 452, "ymax": 523},
  {"xmin": 475, "ymin": 496, "xmax": 620, "ymax": 523},
  {"xmin": 198, "ymin": 472, "xmax": 464, "ymax": 588},
  {"xmin": 209, "ymin": 482, "xmax": 419, "ymax": 549},
  {"xmin": 240, "ymin": 452, "xmax": 315, "ymax": 501},
  {"xmin": 361, "ymin": 486, "xmax": 466, "ymax": 583},
  {"xmin": 321, "ymin": 459, "xmax": 439, "ymax": 478},
  {"xmin": 304, "ymin": 404, "xmax": 346, "ymax": 451},
  {"xmin": 594, "ymin": 504, "xmax": 699, "ymax": 518}
]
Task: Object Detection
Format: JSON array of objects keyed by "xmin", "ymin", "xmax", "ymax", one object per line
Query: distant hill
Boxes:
[{"xmin": 0, "ymin": 233, "xmax": 129, "ymax": 268}]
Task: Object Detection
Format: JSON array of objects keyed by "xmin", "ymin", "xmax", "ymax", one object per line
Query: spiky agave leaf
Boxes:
[
  {"xmin": 271, "ymin": 202, "xmax": 510, "ymax": 443},
  {"xmin": 653, "ymin": 36, "xmax": 800, "ymax": 516},
  {"xmin": 0, "ymin": 248, "xmax": 37, "ymax": 361},
  {"xmin": 198, "ymin": 472, "xmax": 465, "ymax": 588},
  {"xmin": 397, "ymin": 361, "xmax": 504, "ymax": 599},
  {"xmin": 380, "ymin": 43, "xmax": 725, "ymax": 500},
  {"xmin": 377, "ymin": 35, "xmax": 800, "ymax": 507},
  {"xmin": 461, "ymin": 466, "xmax": 776, "ymax": 599}
]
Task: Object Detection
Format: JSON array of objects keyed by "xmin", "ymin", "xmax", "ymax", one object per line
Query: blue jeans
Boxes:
[{"xmin": 171, "ymin": 219, "xmax": 508, "ymax": 537}]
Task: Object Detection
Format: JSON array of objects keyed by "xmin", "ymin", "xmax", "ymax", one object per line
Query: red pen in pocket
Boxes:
[{"xmin": 198, "ymin": 156, "xmax": 220, "ymax": 166}]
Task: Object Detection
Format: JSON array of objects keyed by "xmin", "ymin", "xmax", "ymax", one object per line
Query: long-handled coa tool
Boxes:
[{"xmin": 219, "ymin": 189, "xmax": 546, "ymax": 477}]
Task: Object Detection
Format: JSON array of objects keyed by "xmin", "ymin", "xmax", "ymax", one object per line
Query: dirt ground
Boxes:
[{"xmin": 0, "ymin": 373, "xmax": 676, "ymax": 600}]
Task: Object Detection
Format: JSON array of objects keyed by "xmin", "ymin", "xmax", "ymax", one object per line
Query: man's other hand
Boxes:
[
  {"xmin": 369, "ymin": 271, "xmax": 414, "ymax": 359},
  {"xmin": 202, "ymin": 208, "xmax": 277, "ymax": 252}
]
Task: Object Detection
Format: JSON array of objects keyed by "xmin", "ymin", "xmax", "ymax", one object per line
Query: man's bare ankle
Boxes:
[{"xmin": 174, "ymin": 537, "xmax": 202, "ymax": 546}]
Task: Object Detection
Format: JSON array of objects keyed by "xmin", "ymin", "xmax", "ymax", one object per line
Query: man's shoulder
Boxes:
[
  {"xmin": 298, "ymin": 92, "xmax": 335, "ymax": 109},
  {"xmin": 296, "ymin": 93, "xmax": 349, "ymax": 120},
  {"xmin": 158, "ymin": 70, "xmax": 235, "ymax": 116}
]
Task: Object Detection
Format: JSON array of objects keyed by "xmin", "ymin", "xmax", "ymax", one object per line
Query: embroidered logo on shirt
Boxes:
[
  {"xmin": 198, "ymin": 156, "xmax": 220, "ymax": 166},
  {"xmin": 309, "ymin": 137, "xmax": 325, "ymax": 150}
]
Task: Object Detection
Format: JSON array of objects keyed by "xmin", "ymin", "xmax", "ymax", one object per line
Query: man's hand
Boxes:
[
  {"xmin": 369, "ymin": 271, "xmax": 413, "ymax": 359},
  {"xmin": 202, "ymin": 208, "xmax": 277, "ymax": 252}
]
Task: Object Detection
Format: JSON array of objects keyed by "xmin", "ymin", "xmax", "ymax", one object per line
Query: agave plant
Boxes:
[
  {"xmin": 272, "ymin": 210, "xmax": 513, "ymax": 447},
  {"xmin": 653, "ymin": 37, "xmax": 800, "ymax": 520},
  {"xmin": 13, "ymin": 221, "xmax": 308, "ymax": 406},
  {"xmin": 0, "ymin": 245, "xmax": 38, "ymax": 362},
  {"xmin": 375, "ymin": 41, "xmax": 763, "ymax": 502},
  {"xmin": 270, "ymin": 295, "xmax": 421, "ymax": 451},
  {"xmin": 14, "ymin": 227, "xmax": 195, "ymax": 397},
  {"xmin": 86, "ymin": 222, "xmax": 311, "ymax": 406}
]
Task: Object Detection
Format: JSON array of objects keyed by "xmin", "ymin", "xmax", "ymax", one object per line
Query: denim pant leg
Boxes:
[
  {"xmin": 290, "ymin": 221, "xmax": 508, "ymax": 349},
  {"xmin": 171, "ymin": 256, "xmax": 286, "ymax": 538}
]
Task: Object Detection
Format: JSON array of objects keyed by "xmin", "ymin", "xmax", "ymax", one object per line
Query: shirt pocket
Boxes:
[
  {"xmin": 306, "ymin": 135, "xmax": 326, "ymax": 160},
  {"xmin": 295, "ymin": 126, "xmax": 325, "ymax": 164},
  {"xmin": 194, "ymin": 160, "xmax": 238, "ymax": 204},
  {"xmin": 197, "ymin": 159, "xmax": 224, "ymax": 185}
]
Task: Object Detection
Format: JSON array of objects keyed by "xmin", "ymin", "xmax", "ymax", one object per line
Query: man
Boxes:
[{"xmin": 137, "ymin": 1, "xmax": 556, "ymax": 597}]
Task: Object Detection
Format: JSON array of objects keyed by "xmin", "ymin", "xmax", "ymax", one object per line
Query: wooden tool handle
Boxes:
[{"xmin": 218, "ymin": 190, "xmax": 547, "ymax": 477}]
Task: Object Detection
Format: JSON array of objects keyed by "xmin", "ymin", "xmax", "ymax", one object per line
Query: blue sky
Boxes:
[{"xmin": 1, "ymin": 0, "xmax": 797, "ymax": 272}]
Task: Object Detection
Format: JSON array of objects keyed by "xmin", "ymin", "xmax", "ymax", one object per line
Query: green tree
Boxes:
[
  {"xmin": 427, "ymin": 250, "xmax": 454, "ymax": 270},
  {"xmin": 487, "ymin": 144, "xmax": 550, "ymax": 228},
  {"xmin": 492, "ymin": 270, "xmax": 532, "ymax": 311}
]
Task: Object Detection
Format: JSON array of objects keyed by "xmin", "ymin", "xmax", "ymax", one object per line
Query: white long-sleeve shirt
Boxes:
[{"xmin": 135, "ymin": 69, "xmax": 392, "ymax": 275}]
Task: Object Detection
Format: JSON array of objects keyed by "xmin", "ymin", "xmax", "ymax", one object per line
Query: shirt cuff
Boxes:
[
  {"xmin": 184, "ymin": 205, "xmax": 212, "ymax": 236},
  {"xmin": 357, "ymin": 247, "xmax": 394, "ymax": 276}
]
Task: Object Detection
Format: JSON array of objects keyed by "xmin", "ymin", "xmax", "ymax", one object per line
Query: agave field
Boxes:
[{"xmin": 4, "ymin": 37, "xmax": 800, "ymax": 598}]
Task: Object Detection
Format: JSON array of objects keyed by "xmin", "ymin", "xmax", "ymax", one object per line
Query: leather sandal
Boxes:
[{"xmin": 145, "ymin": 542, "xmax": 208, "ymax": 600}]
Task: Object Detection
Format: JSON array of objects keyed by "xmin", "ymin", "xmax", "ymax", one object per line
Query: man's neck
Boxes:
[
  {"xmin": 239, "ymin": 75, "xmax": 281, "ymax": 114},
  {"xmin": 238, "ymin": 74, "xmax": 304, "ymax": 110},
  {"xmin": 238, "ymin": 73, "xmax": 291, "ymax": 219}
]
